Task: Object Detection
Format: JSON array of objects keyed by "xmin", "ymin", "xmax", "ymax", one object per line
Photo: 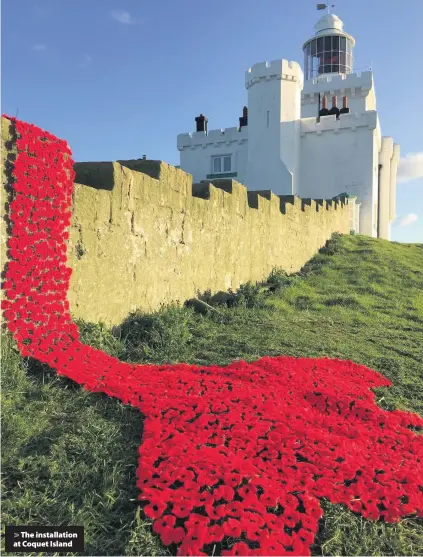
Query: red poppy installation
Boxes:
[{"xmin": 2, "ymin": 115, "xmax": 423, "ymax": 556}]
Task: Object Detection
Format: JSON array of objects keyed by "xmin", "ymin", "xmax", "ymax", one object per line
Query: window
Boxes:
[
  {"xmin": 303, "ymin": 34, "xmax": 354, "ymax": 79},
  {"xmin": 212, "ymin": 155, "xmax": 232, "ymax": 174}
]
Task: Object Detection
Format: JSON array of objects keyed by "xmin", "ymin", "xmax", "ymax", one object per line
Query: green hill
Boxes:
[{"xmin": 2, "ymin": 234, "xmax": 423, "ymax": 556}]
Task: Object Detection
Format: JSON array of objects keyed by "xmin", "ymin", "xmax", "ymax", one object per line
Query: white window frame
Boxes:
[{"xmin": 211, "ymin": 154, "xmax": 232, "ymax": 175}]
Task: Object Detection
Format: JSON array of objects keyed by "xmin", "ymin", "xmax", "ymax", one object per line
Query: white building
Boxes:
[{"xmin": 177, "ymin": 10, "xmax": 400, "ymax": 239}]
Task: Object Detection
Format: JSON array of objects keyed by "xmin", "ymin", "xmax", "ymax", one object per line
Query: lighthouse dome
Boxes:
[
  {"xmin": 314, "ymin": 13, "xmax": 345, "ymax": 35},
  {"xmin": 303, "ymin": 12, "xmax": 355, "ymax": 80}
]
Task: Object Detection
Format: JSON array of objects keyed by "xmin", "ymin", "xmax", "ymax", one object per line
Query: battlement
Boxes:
[
  {"xmin": 245, "ymin": 59, "xmax": 304, "ymax": 89},
  {"xmin": 1, "ymin": 114, "xmax": 353, "ymax": 326},
  {"xmin": 177, "ymin": 126, "xmax": 248, "ymax": 151},
  {"xmin": 73, "ymin": 159, "xmax": 350, "ymax": 218},
  {"xmin": 300, "ymin": 110, "xmax": 377, "ymax": 135},
  {"xmin": 245, "ymin": 191, "xmax": 347, "ymax": 213},
  {"xmin": 302, "ymin": 71, "xmax": 373, "ymax": 103}
]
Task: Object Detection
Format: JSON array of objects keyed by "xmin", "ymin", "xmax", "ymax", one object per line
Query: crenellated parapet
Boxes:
[
  {"xmin": 72, "ymin": 159, "xmax": 351, "ymax": 219},
  {"xmin": 300, "ymin": 110, "xmax": 377, "ymax": 135},
  {"xmin": 177, "ymin": 126, "xmax": 248, "ymax": 152},
  {"xmin": 245, "ymin": 59, "xmax": 304, "ymax": 90},
  {"xmin": 301, "ymin": 71, "xmax": 374, "ymax": 106},
  {"xmin": 190, "ymin": 178, "xmax": 350, "ymax": 216}
]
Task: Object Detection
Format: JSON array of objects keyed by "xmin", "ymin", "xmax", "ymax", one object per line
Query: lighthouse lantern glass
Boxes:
[{"xmin": 303, "ymin": 35, "xmax": 354, "ymax": 79}]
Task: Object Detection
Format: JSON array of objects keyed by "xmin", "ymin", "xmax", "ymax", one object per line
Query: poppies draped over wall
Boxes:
[{"xmin": 1, "ymin": 115, "xmax": 422, "ymax": 557}]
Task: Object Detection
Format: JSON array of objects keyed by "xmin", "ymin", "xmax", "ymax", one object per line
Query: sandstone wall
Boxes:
[
  {"xmin": 1, "ymin": 117, "xmax": 352, "ymax": 326},
  {"xmin": 68, "ymin": 160, "xmax": 351, "ymax": 325}
]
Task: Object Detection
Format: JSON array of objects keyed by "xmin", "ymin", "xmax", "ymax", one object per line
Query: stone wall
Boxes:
[
  {"xmin": 68, "ymin": 160, "xmax": 351, "ymax": 325},
  {"xmin": 1, "ymin": 117, "xmax": 16, "ymax": 277},
  {"xmin": 1, "ymin": 116, "xmax": 352, "ymax": 326}
]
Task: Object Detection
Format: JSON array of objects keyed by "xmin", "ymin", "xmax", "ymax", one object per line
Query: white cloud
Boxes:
[
  {"xmin": 397, "ymin": 152, "xmax": 423, "ymax": 184},
  {"xmin": 394, "ymin": 213, "xmax": 418, "ymax": 227},
  {"xmin": 32, "ymin": 44, "xmax": 47, "ymax": 52},
  {"xmin": 110, "ymin": 9, "xmax": 136, "ymax": 24}
]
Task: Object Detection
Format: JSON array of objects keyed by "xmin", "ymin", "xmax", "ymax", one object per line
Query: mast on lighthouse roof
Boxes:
[{"xmin": 303, "ymin": 5, "xmax": 355, "ymax": 80}]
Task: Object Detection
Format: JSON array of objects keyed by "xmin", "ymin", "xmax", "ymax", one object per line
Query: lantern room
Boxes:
[{"xmin": 303, "ymin": 13, "xmax": 355, "ymax": 80}]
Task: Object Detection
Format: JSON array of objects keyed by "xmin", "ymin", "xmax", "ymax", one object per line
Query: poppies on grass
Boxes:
[{"xmin": 2, "ymin": 115, "xmax": 423, "ymax": 556}]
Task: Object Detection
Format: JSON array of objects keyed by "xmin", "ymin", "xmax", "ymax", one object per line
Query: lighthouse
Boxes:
[
  {"xmin": 303, "ymin": 12, "xmax": 355, "ymax": 81},
  {"xmin": 299, "ymin": 11, "xmax": 400, "ymax": 239},
  {"xmin": 176, "ymin": 8, "xmax": 400, "ymax": 240}
]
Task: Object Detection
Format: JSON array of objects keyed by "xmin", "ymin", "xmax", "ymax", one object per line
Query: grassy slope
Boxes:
[{"xmin": 2, "ymin": 234, "xmax": 423, "ymax": 556}]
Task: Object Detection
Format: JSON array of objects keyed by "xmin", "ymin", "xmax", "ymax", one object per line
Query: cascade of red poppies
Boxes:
[{"xmin": 2, "ymin": 115, "xmax": 423, "ymax": 557}]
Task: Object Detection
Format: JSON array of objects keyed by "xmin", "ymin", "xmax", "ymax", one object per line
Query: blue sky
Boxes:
[{"xmin": 2, "ymin": 0, "xmax": 422, "ymax": 242}]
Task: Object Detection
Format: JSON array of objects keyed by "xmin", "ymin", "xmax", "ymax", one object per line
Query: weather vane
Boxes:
[{"xmin": 316, "ymin": 3, "xmax": 335, "ymax": 13}]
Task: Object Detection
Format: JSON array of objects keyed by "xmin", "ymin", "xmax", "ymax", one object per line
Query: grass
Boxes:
[{"xmin": 2, "ymin": 233, "xmax": 423, "ymax": 556}]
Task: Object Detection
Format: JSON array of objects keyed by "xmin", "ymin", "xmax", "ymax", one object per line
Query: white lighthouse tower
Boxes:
[
  {"xmin": 299, "ymin": 10, "xmax": 400, "ymax": 239},
  {"xmin": 176, "ymin": 8, "xmax": 400, "ymax": 240}
]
